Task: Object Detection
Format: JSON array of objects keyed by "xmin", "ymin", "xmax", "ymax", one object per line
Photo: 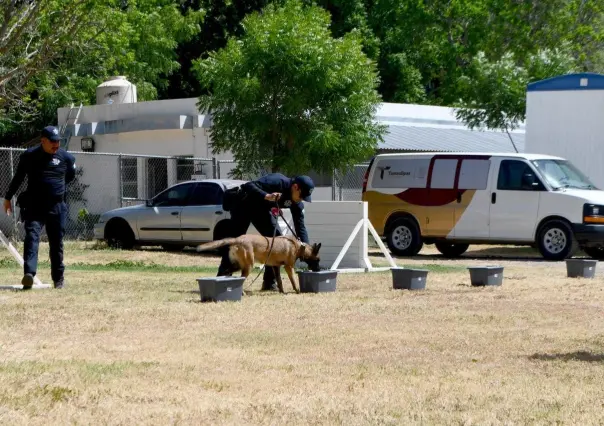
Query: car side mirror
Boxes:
[{"xmin": 145, "ymin": 199, "xmax": 153, "ymax": 207}]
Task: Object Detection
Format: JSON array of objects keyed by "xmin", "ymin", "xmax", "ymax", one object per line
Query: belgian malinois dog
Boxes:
[{"xmin": 196, "ymin": 234, "xmax": 322, "ymax": 293}]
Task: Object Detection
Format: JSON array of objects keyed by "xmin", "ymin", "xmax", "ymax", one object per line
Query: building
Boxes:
[
  {"xmin": 54, "ymin": 76, "xmax": 525, "ymax": 206},
  {"xmin": 525, "ymin": 72, "xmax": 604, "ymax": 188}
]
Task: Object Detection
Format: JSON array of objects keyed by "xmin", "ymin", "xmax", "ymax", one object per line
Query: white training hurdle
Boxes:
[
  {"xmin": 277, "ymin": 201, "xmax": 396, "ymax": 273},
  {"xmin": 0, "ymin": 229, "xmax": 51, "ymax": 290}
]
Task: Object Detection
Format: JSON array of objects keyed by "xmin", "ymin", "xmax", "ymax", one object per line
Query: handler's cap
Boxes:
[
  {"xmin": 293, "ymin": 175, "xmax": 314, "ymax": 202},
  {"xmin": 41, "ymin": 125, "xmax": 61, "ymax": 142}
]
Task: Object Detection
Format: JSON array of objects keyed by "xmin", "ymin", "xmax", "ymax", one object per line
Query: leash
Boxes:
[{"xmin": 243, "ymin": 197, "xmax": 301, "ymax": 291}]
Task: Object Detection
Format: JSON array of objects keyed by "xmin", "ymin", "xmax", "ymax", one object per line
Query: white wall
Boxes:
[
  {"xmin": 58, "ymin": 98, "xmax": 204, "ymax": 126},
  {"xmin": 276, "ymin": 201, "xmax": 365, "ymax": 269},
  {"xmin": 525, "ymin": 90, "xmax": 604, "ymax": 187}
]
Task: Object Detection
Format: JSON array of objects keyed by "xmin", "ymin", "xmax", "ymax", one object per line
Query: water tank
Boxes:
[{"xmin": 96, "ymin": 76, "xmax": 137, "ymax": 105}]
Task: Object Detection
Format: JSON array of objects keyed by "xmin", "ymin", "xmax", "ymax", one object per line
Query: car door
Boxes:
[
  {"xmin": 179, "ymin": 182, "xmax": 225, "ymax": 243},
  {"xmin": 452, "ymin": 158, "xmax": 492, "ymax": 239},
  {"xmin": 137, "ymin": 182, "xmax": 194, "ymax": 242},
  {"xmin": 488, "ymin": 158, "xmax": 544, "ymax": 241},
  {"xmin": 425, "ymin": 158, "xmax": 458, "ymax": 237}
]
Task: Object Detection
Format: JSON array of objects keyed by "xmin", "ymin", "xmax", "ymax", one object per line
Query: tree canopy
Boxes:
[
  {"xmin": 195, "ymin": 0, "xmax": 386, "ymax": 178},
  {"xmin": 0, "ymin": 0, "xmax": 203, "ymax": 144},
  {"xmin": 1, "ymin": 0, "xmax": 603, "ymax": 155}
]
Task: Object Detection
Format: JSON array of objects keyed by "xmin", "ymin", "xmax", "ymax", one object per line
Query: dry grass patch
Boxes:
[{"xmin": 0, "ymin": 243, "xmax": 604, "ymax": 424}]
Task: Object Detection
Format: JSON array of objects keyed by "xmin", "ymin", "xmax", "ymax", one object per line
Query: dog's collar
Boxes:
[{"xmin": 297, "ymin": 243, "xmax": 308, "ymax": 260}]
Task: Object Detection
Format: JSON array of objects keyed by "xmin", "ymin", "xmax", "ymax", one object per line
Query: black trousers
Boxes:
[
  {"xmin": 21, "ymin": 201, "xmax": 67, "ymax": 283},
  {"xmin": 216, "ymin": 198, "xmax": 281, "ymax": 285}
]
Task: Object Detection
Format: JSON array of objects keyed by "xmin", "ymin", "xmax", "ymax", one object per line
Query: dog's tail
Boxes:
[{"xmin": 196, "ymin": 238, "xmax": 237, "ymax": 253}]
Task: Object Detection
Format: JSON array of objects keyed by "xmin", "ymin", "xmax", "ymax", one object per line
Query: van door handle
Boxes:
[
  {"xmin": 171, "ymin": 211, "xmax": 179, "ymax": 216},
  {"xmin": 491, "ymin": 193, "xmax": 497, "ymax": 204}
]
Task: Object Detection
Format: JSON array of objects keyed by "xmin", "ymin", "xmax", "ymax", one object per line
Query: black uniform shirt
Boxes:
[
  {"xmin": 241, "ymin": 173, "xmax": 310, "ymax": 243},
  {"xmin": 5, "ymin": 146, "xmax": 76, "ymax": 203}
]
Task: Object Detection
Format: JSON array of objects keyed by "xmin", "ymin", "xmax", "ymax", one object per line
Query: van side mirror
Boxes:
[{"xmin": 145, "ymin": 199, "xmax": 153, "ymax": 207}]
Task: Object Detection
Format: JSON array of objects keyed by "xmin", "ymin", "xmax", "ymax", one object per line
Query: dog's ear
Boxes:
[{"xmin": 312, "ymin": 242, "xmax": 321, "ymax": 254}]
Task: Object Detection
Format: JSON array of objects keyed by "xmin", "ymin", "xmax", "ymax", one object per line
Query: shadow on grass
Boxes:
[
  {"xmin": 370, "ymin": 245, "xmax": 595, "ymax": 263},
  {"xmin": 529, "ymin": 351, "xmax": 604, "ymax": 362}
]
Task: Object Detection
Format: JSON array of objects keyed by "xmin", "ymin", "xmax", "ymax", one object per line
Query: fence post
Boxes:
[
  {"xmin": 332, "ymin": 169, "xmax": 336, "ymax": 201},
  {"xmin": 9, "ymin": 148, "xmax": 17, "ymax": 230},
  {"xmin": 118, "ymin": 153, "xmax": 123, "ymax": 208},
  {"xmin": 212, "ymin": 157, "xmax": 218, "ymax": 179}
]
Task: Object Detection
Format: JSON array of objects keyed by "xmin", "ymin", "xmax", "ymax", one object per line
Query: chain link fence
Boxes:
[
  {"xmin": 0, "ymin": 148, "xmax": 216, "ymax": 242},
  {"xmin": 0, "ymin": 146, "xmax": 374, "ymax": 242},
  {"xmin": 333, "ymin": 163, "xmax": 370, "ymax": 201},
  {"xmin": 216, "ymin": 159, "xmax": 237, "ymax": 179}
]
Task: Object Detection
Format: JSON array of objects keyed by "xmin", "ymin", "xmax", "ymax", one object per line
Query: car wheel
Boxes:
[
  {"xmin": 105, "ymin": 218, "xmax": 135, "ymax": 250},
  {"xmin": 582, "ymin": 246, "xmax": 604, "ymax": 260},
  {"xmin": 434, "ymin": 242, "xmax": 469, "ymax": 258},
  {"xmin": 537, "ymin": 220, "xmax": 577, "ymax": 260},
  {"xmin": 386, "ymin": 217, "xmax": 423, "ymax": 257}
]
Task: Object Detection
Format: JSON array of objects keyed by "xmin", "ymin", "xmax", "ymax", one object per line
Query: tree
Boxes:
[
  {"xmin": 195, "ymin": 0, "xmax": 386, "ymax": 178},
  {"xmin": 0, "ymin": 0, "xmax": 98, "ymax": 112},
  {"xmin": 454, "ymin": 46, "xmax": 577, "ymax": 136},
  {"xmin": 0, "ymin": 0, "xmax": 204, "ymax": 146}
]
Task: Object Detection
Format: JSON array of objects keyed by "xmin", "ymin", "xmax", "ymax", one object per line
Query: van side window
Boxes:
[
  {"xmin": 370, "ymin": 158, "xmax": 430, "ymax": 188},
  {"xmin": 458, "ymin": 159, "xmax": 490, "ymax": 190},
  {"xmin": 430, "ymin": 159, "xmax": 457, "ymax": 189},
  {"xmin": 497, "ymin": 160, "xmax": 542, "ymax": 191}
]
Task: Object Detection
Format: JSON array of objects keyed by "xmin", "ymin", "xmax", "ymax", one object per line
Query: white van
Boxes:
[{"xmin": 362, "ymin": 152, "xmax": 604, "ymax": 260}]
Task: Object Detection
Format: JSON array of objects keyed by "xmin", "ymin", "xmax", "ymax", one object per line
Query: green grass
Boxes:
[
  {"xmin": 0, "ymin": 257, "xmax": 463, "ymax": 275},
  {"xmin": 0, "ymin": 258, "xmax": 217, "ymax": 274}
]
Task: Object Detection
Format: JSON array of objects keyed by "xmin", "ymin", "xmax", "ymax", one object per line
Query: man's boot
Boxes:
[
  {"xmin": 21, "ymin": 273, "xmax": 34, "ymax": 290},
  {"xmin": 260, "ymin": 281, "xmax": 278, "ymax": 291}
]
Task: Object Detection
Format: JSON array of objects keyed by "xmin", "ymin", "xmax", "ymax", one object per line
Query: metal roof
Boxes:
[
  {"xmin": 527, "ymin": 72, "xmax": 604, "ymax": 92},
  {"xmin": 378, "ymin": 125, "xmax": 525, "ymax": 153}
]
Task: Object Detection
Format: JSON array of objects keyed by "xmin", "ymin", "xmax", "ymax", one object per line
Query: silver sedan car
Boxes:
[{"xmin": 94, "ymin": 179, "xmax": 249, "ymax": 251}]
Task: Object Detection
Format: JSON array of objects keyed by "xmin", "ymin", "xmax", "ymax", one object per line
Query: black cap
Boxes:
[
  {"xmin": 41, "ymin": 126, "xmax": 61, "ymax": 142},
  {"xmin": 293, "ymin": 175, "xmax": 315, "ymax": 202}
]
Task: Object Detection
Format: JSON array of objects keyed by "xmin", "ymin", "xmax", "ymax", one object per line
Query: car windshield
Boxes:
[{"xmin": 531, "ymin": 159, "xmax": 596, "ymax": 190}]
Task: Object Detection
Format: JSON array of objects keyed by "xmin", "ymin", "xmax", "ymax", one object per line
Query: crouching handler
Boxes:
[
  {"xmin": 219, "ymin": 173, "xmax": 317, "ymax": 291},
  {"xmin": 3, "ymin": 126, "xmax": 76, "ymax": 290}
]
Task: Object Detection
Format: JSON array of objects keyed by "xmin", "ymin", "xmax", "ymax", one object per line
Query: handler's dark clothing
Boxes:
[
  {"xmin": 217, "ymin": 173, "xmax": 310, "ymax": 285},
  {"xmin": 5, "ymin": 146, "xmax": 76, "ymax": 283}
]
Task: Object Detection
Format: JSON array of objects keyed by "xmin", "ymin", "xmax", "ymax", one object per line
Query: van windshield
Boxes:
[{"xmin": 531, "ymin": 159, "xmax": 596, "ymax": 190}]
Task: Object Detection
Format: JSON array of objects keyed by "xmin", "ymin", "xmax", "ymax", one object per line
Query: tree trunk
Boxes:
[{"xmin": 272, "ymin": 143, "xmax": 280, "ymax": 173}]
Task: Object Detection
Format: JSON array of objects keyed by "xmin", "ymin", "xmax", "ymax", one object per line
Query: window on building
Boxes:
[
  {"xmin": 121, "ymin": 157, "xmax": 138, "ymax": 199},
  {"xmin": 177, "ymin": 156, "xmax": 195, "ymax": 182}
]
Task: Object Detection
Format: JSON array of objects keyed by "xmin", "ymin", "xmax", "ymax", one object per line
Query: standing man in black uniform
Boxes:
[
  {"xmin": 3, "ymin": 126, "xmax": 76, "ymax": 290},
  {"xmin": 218, "ymin": 173, "xmax": 317, "ymax": 290}
]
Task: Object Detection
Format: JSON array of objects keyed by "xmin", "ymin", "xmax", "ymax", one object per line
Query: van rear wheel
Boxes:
[
  {"xmin": 386, "ymin": 217, "xmax": 423, "ymax": 257},
  {"xmin": 435, "ymin": 242, "xmax": 469, "ymax": 258},
  {"xmin": 536, "ymin": 220, "xmax": 577, "ymax": 260}
]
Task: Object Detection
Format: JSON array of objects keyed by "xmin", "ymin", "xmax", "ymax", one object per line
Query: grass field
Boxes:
[{"xmin": 1, "ymin": 242, "xmax": 604, "ymax": 425}]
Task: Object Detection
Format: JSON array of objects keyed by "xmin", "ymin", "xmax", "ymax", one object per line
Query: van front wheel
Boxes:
[
  {"xmin": 386, "ymin": 217, "xmax": 423, "ymax": 257},
  {"xmin": 537, "ymin": 220, "xmax": 576, "ymax": 260}
]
